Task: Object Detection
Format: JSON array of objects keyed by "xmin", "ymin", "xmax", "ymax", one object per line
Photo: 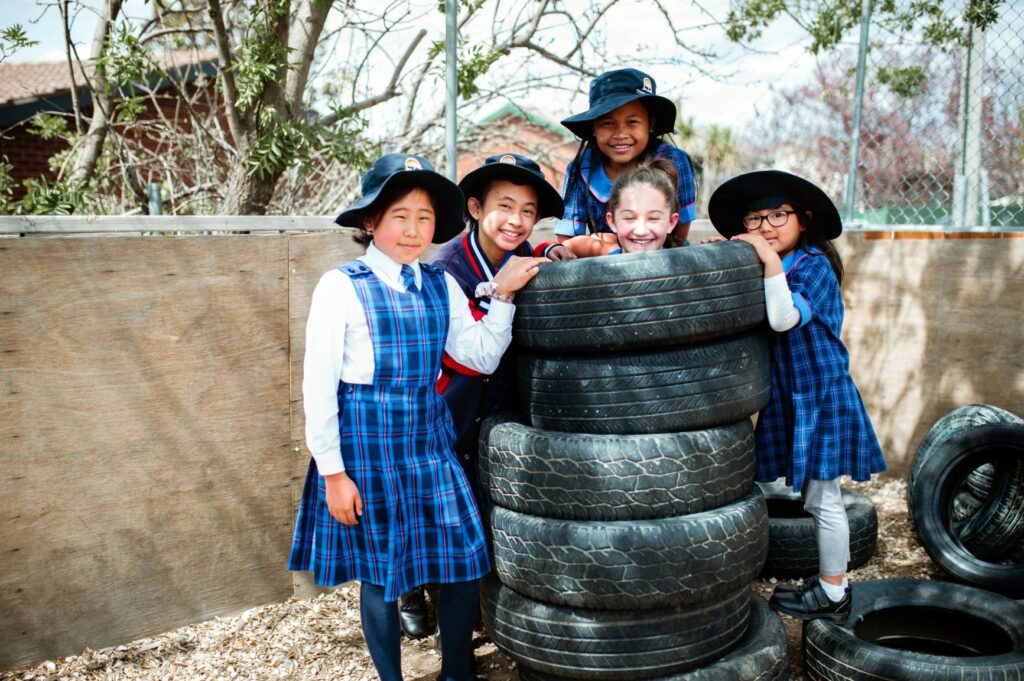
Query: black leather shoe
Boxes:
[
  {"xmin": 770, "ymin": 577, "xmax": 851, "ymax": 621},
  {"xmin": 399, "ymin": 586, "xmax": 431, "ymax": 639}
]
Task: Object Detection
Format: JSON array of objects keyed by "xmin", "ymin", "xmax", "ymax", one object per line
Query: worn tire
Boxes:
[
  {"xmin": 519, "ymin": 330, "xmax": 771, "ymax": 435},
  {"xmin": 907, "ymin": 405, "xmax": 1024, "ymax": 596},
  {"xmin": 760, "ymin": 488, "xmax": 878, "ymax": 579},
  {"xmin": 803, "ymin": 579, "xmax": 1024, "ymax": 680},
  {"xmin": 481, "ymin": 577, "xmax": 752, "ymax": 680},
  {"xmin": 965, "ymin": 462, "xmax": 995, "ymax": 500},
  {"xmin": 517, "ymin": 595, "xmax": 788, "ymax": 681},
  {"xmin": 479, "ymin": 412, "xmax": 755, "ymax": 520},
  {"xmin": 513, "ymin": 241, "xmax": 765, "ymax": 352},
  {"xmin": 489, "ymin": 487, "xmax": 768, "ymax": 610}
]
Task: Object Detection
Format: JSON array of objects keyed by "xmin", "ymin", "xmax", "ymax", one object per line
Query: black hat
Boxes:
[
  {"xmin": 458, "ymin": 153, "xmax": 564, "ymax": 221},
  {"xmin": 561, "ymin": 68, "xmax": 676, "ymax": 139},
  {"xmin": 334, "ymin": 153, "xmax": 465, "ymax": 244},
  {"xmin": 708, "ymin": 170, "xmax": 843, "ymax": 239}
]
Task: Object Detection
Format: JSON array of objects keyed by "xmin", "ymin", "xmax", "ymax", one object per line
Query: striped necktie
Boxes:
[{"xmin": 400, "ymin": 264, "xmax": 418, "ymax": 293}]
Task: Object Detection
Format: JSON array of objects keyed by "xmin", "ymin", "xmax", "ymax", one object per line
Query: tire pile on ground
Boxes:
[
  {"xmin": 907, "ymin": 403, "xmax": 1024, "ymax": 597},
  {"xmin": 479, "ymin": 244, "xmax": 789, "ymax": 680}
]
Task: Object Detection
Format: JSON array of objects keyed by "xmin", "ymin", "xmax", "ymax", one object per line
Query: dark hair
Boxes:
[
  {"xmin": 464, "ymin": 178, "xmax": 536, "ymax": 233},
  {"xmin": 607, "ymin": 157, "xmax": 679, "ymax": 217},
  {"xmin": 351, "ymin": 181, "xmax": 439, "ymax": 248},
  {"xmin": 790, "ymin": 200, "xmax": 844, "ymax": 284},
  {"xmin": 565, "ymin": 101, "xmax": 665, "ymax": 232}
]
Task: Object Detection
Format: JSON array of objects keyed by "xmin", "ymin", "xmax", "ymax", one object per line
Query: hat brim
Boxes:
[
  {"xmin": 335, "ymin": 170, "xmax": 465, "ymax": 244},
  {"xmin": 708, "ymin": 170, "xmax": 842, "ymax": 240},
  {"xmin": 458, "ymin": 164, "xmax": 564, "ymax": 222},
  {"xmin": 561, "ymin": 93, "xmax": 676, "ymax": 139}
]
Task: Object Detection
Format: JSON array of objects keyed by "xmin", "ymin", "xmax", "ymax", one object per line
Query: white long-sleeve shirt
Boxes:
[{"xmin": 303, "ymin": 243, "xmax": 514, "ymax": 475}]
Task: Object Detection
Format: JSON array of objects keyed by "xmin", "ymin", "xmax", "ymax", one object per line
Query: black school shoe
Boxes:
[
  {"xmin": 769, "ymin": 577, "xmax": 851, "ymax": 621},
  {"xmin": 399, "ymin": 586, "xmax": 431, "ymax": 639}
]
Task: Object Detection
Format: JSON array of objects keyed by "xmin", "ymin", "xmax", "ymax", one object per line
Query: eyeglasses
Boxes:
[{"xmin": 743, "ymin": 210, "xmax": 796, "ymax": 231}]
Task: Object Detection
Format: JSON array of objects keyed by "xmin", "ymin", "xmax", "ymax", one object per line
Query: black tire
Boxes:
[
  {"xmin": 479, "ymin": 412, "xmax": 755, "ymax": 521},
  {"xmin": 481, "ymin": 577, "xmax": 752, "ymax": 680},
  {"xmin": 965, "ymin": 462, "xmax": 995, "ymax": 500},
  {"xmin": 803, "ymin": 579, "xmax": 1024, "ymax": 681},
  {"xmin": 759, "ymin": 488, "xmax": 878, "ymax": 579},
  {"xmin": 513, "ymin": 241, "xmax": 766, "ymax": 352},
  {"xmin": 517, "ymin": 595, "xmax": 788, "ymax": 681},
  {"xmin": 908, "ymin": 404, "xmax": 1021, "ymax": 531},
  {"xmin": 907, "ymin": 414, "xmax": 1024, "ymax": 596},
  {"xmin": 952, "ymin": 490, "xmax": 983, "ymax": 521},
  {"xmin": 518, "ymin": 330, "xmax": 771, "ymax": 435},
  {"xmin": 489, "ymin": 487, "xmax": 768, "ymax": 610}
]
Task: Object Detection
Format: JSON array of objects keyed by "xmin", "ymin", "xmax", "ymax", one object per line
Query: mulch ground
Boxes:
[{"xmin": 0, "ymin": 478, "xmax": 959, "ymax": 681}]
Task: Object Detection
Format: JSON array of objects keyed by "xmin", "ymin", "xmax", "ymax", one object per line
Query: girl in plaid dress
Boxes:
[
  {"xmin": 289, "ymin": 153, "xmax": 547, "ymax": 681},
  {"xmin": 551, "ymin": 68, "xmax": 698, "ymax": 257},
  {"xmin": 708, "ymin": 170, "xmax": 886, "ymax": 622}
]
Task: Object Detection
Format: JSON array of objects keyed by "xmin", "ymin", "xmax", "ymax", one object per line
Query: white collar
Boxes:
[{"xmin": 364, "ymin": 242, "xmax": 421, "ymax": 289}]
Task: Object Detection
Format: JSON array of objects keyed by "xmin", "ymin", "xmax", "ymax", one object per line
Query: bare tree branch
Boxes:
[
  {"xmin": 319, "ymin": 28, "xmax": 426, "ymax": 125},
  {"xmin": 206, "ymin": 0, "xmax": 245, "ymax": 143}
]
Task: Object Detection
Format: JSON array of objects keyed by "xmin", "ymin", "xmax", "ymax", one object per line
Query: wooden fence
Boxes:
[{"xmin": 1, "ymin": 217, "xmax": 1021, "ymax": 669}]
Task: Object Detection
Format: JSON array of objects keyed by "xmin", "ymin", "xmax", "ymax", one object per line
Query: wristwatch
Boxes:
[{"xmin": 474, "ymin": 281, "xmax": 515, "ymax": 303}]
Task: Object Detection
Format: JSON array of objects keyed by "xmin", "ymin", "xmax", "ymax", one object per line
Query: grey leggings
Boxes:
[{"xmin": 802, "ymin": 478, "xmax": 851, "ymax": 577}]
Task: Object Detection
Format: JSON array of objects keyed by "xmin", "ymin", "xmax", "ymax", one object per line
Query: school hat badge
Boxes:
[
  {"xmin": 458, "ymin": 153, "xmax": 564, "ymax": 221},
  {"xmin": 334, "ymin": 153, "xmax": 465, "ymax": 243},
  {"xmin": 561, "ymin": 68, "xmax": 677, "ymax": 139},
  {"xmin": 708, "ymin": 170, "xmax": 843, "ymax": 240}
]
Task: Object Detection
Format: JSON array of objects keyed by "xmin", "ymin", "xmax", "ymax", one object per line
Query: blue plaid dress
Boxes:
[
  {"xmin": 288, "ymin": 261, "xmax": 490, "ymax": 601},
  {"xmin": 755, "ymin": 247, "xmax": 887, "ymax": 492}
]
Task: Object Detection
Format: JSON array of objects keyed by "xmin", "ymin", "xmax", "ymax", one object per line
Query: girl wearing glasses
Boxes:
[{"xmin": 707, "ymin": 170, "xmax": 886, "ymax": 622}]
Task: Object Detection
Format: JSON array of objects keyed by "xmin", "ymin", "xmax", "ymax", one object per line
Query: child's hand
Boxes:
[
  {"xmin": 546, "ymin": 244, "xmax": 577, "ymax": 261},
  {"xmin": 700, "ymin": 236, "xmax": 726, "ymax": 244},
  {"xmin": 324, "ymin": 471, "xmax": 362, "ymax": 525},
  {"xmin": 731, "ymin": 233, "xmax": 783, "ymax": 276},
  {"xmin": 492, "ymin": 256, "xmax": 550, "ymax": 295}
]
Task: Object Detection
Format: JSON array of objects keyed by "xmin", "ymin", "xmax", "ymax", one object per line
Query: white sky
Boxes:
[{"xmin": 2, "ymin": 0, "xmax": 825, "ymax": 131}]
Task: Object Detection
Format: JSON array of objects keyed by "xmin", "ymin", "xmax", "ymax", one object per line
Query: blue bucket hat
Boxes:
[
  {"xmin": 561, "ymin": 68, "xmax": 677, "ymax": 139},
  {"xmin": 334, "ymin": 153, "xmax": 465, "ymax": 244},
  {"xmin": 458, "ymin": 153, "xmax": 564, "ymax": 222},
  {"xmin": 708, "ymin": 170, "xmax": 842, "ymax": 240}
]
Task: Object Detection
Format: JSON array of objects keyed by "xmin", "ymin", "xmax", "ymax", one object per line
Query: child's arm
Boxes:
[
  {"xmin": 444, "ymin": 256, "xmax": 548, "ymax": 374},
  {"xmin": 563, "ymin": 233, "xmax": 619, "ymax": 257},
  {"xmin": 731, "ymin": 234, "xmax": 802, "ymax": 332},
  {"xmin": 324, "ymin": 472, "xmax": 363, "ymax": 525}
]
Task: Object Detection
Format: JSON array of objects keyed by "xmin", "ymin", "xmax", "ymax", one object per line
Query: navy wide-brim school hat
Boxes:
[
  {"xmin": 334, "ymin": 153, "xmax": 465, "ymax": 244},
  {"xmin": 458, "ymin": 153, "xmax": 564, "ymax": 221},
  {"xmin": 561, "ymin": 68, "xmax": 677, "ymax": 139},
  {"xmin": 708, "ymin": 170, "xmax": 843, "ymax": 240}
]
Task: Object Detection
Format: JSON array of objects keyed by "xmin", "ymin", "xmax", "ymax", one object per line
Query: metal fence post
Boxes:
[
  {"xmin": 845, "ymin": 0, "xmax": 872, "ymax": 225},
  {"xmin": 445, "ymin": 0, "xmax": 458, "ymax": 181}
]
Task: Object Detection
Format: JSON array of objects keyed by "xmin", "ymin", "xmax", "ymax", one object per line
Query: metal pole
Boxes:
[
  {"xmin": 844, "ymin": 0, "xmax": 872, "ymax": 225},
  {"xmin": 147, "ymin": 182, "xmax": 162, "ymax": 215},
  {"xmin": 445, "ymin": 0, "xmax": 458, "ymax": 181}
]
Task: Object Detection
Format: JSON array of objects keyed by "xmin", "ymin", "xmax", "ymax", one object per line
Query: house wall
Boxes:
[{"xmin": 0, "ymin": 223, "xmax": 1021, "ymax": 669}]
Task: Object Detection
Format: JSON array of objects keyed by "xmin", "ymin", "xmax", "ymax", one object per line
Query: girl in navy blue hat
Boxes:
[
  {"xmin": 554, "ymin": 67, "xmax": 698, "ymax": 254},
  {"xmin": 289, "ymin": 152, "xmax": 548, "ymax": 681},
  {"xmin": 708, "ymin": 170, "xmax": 887, "ymax": 622}
]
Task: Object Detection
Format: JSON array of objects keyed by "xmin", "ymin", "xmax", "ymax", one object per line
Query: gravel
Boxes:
[{"xmin": 0, "ymin": 478, "xmax": 953, "ymax": 681}]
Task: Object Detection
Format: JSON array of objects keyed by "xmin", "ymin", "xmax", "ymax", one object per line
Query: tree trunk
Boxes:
[{"xmin": 220, "ymin": 143, "xmax": 283, "ymax": 214}]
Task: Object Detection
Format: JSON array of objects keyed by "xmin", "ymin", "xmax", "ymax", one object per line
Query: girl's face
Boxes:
[
  {"xmin": 606, "ymin": 184, "xmax": 678, "ymax": 253},
  {"xmin": 742, "ymin": 202, "xmax": 806, "ymax": 258},
  {"xmin": 366, "ymin": 187, "xmax": 436, "ymax": 264},
  {"xmin": 467, "ymin": 180, "xmax": 539, "ymax": 266},
  {"xmin": 593, "ymin": 101, "xmax": 652, "ymax": 176}
]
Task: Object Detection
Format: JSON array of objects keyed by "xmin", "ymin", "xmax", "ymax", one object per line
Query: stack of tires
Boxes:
[
  {"xmin": 479, "ymin": 244, "xmax": 789, "ymax": 680},
  {"xmin": 907, "ymin": 403, "xmax": 1024, "ymax": 597}
]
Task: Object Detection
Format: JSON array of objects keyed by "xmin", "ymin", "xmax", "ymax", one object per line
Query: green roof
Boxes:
[{"xmin": 474, "ymin": 103, "xmax": 574, "ymax": 140}]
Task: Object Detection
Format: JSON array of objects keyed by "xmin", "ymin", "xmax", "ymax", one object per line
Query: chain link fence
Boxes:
[{"xmin": 737, "ymin": 0, "xmax": 1023, "ymax": 229}]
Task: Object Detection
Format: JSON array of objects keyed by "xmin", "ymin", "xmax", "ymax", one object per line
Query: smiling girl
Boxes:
[
  {"xmin": 708, "ymin": 170, "xmax": 886, "ymax": 623},
  {"xmin": 289, "ymin": 153, "xmax": 547, "ymax": 681},
  {"xmin": 554, "ymin": 68, "xmax": 697, "ymax": 252}
]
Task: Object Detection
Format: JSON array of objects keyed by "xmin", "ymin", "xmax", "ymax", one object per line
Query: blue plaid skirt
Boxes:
[{"xmin": 289, "ymin": 261, "xmax": 490, "ymax": 601}]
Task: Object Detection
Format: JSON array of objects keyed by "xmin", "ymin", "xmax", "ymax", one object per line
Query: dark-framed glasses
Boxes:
[{"xmin": 743, "ymin": 210, "xmax": 796, "ymax": 231}]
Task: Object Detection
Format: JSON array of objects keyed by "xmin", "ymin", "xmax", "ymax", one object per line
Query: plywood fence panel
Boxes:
[
  {"xmin": 839, "ymin": 234, "xmax": 1024, "ymax": 477},
  {"xmin": 0, "ymin": 235, "xmax": 293, "ymax": 669}
]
